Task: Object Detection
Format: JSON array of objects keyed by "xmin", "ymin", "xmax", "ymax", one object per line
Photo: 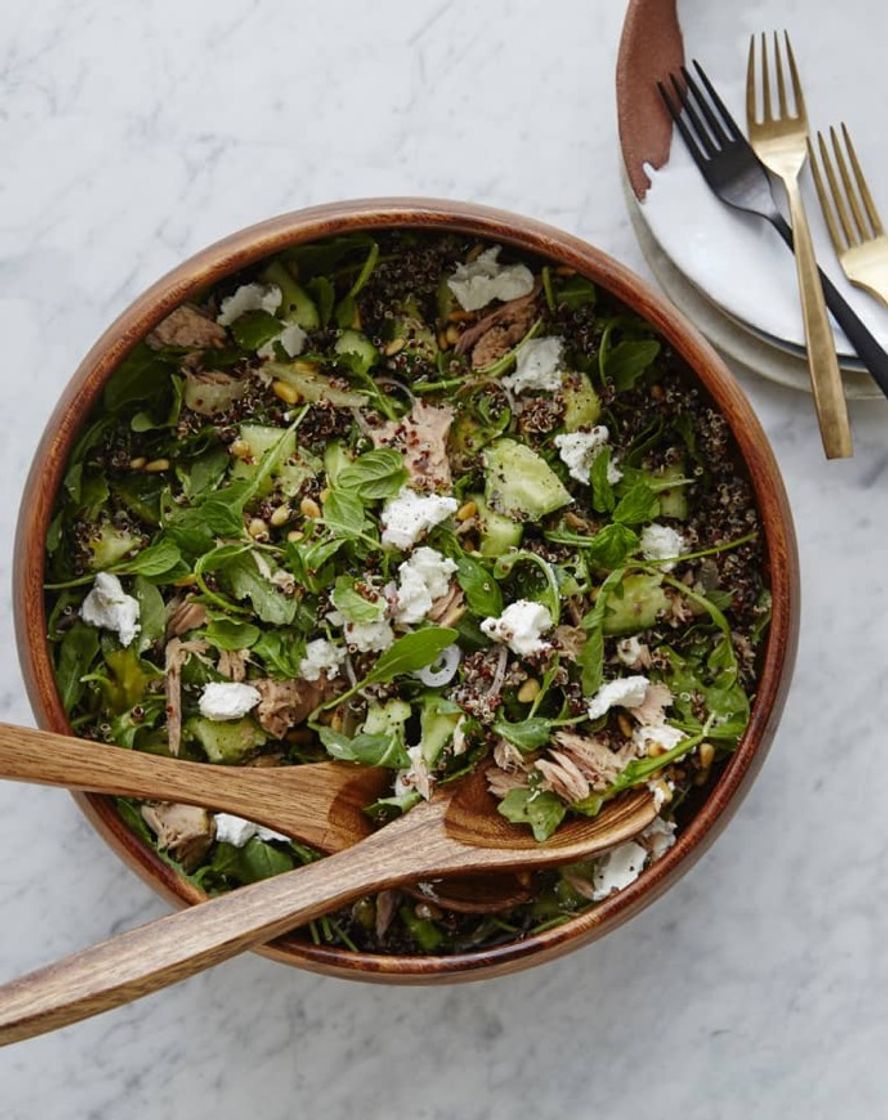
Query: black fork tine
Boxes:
[
  {"xmin": 667, "ymin": 73, "xmax": 717, "ymax": 157},
  {"xmin": 691, "ymin": 60, "xmax": 745, "ymax": 142},
  {"xmin": 680, "ymin": 64, "xmax": 728, "ymax": 146},
  {"xmin": 657, "ymin": 79, "xmax": 708, "ymax": 171}
]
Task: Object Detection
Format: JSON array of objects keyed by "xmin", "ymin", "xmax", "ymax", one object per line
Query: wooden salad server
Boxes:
[
  {"xmin": 0, "ymin": 722, "xmax": 531, "ymax": 913},
  {"xmin": 0, "ymin": 763, "xmax": 656, "ymax": 1044}
]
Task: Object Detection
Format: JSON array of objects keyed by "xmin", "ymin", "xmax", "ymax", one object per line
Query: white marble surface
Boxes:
[{"xmin": 1, "ymin": 2, "xmax": 887, "ymax": 1117}]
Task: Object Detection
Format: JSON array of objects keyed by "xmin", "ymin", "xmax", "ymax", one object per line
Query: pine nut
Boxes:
[
  {"xmin": 617, "ymin": 713, "xmax": 634, "ymax": 739},
  {"xmin": 650, "ymin": 778, "xmax": 673, "ymax": 804},
  {"xmin": 128, "ymin": 456, "xmax": 147, "ymax": 470},
  {"xmin": 517, "ymin": 678, "xmax": 540, "ymax": 703},
  {"xmin": 272, "ymin": 380, "xmax": 301, "ymax": 405},
  {"xmin": 330, "ymin": 710, "xmax": 343, "ymax": 732},
  {"xmin": 300, "ymin": 497, "xmax": 321, "ymax": 519},
  {"xmin": 445, "ymin": 324, "xmax": 460, "ymax": 346},
  {"xmin": 384, "ymin": 337, "xmax": 406, "ymax": 356},
  {"xmin": 456, "ymin": 500, "xmax": 477, "ymax": 522},
  {"xmin": 269, "ymin": 505, "xmax": 291, "ymax": 528},
  {"xmin": 248, "ymin": 517, "xmax": 269, "ymax": 540},
  {"xmin": 229, "ymin": 438, "xmax": 252, "ymax": 460},
  {"xmin": 144, "ymin": 458, "xmax": 170, "ymax": 473},
  {"xmin": 293, "ymin": 359, "xmax": 318, "ymax": 375},
  {"xmin": 646, "ymin": 741, "xmax": 668, "ymax": 758},
  {"xmin": 699, "ymin": 741, "xmax": 715, "ymax": 769},
  {"xmin": 318, "ymin": 487, "xmax": 331, "ymax": 502},
  {"xmin": 437, "ymin": 329, "xmax": 450, "ymax": 351},
  {"xmin": 287, "ymin": 530, "xmax": 305, "ymax": 542}
]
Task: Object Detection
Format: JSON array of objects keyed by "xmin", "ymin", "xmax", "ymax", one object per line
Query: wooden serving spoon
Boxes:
[
  {"xmin": 0, "ymin": 766, "xmax": 656, "ymax": 1044},
  {"xmin": 0, "ymin": 723, "xmax": 531, "ymax": 913}
]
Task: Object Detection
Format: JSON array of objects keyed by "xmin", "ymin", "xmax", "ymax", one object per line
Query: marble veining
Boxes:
[{"xmin": 1, "ymin": 2, "xmax": 887, "ymax": 1118}]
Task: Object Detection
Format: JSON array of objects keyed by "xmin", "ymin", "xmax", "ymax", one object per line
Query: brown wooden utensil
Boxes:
[
  {"xmin": 0, "ymin": 722, "xmax": 531, "ymax": 913},
  {"xmin": 0, "ymin": 767, "xmax": 656, "ymax": 1045}
]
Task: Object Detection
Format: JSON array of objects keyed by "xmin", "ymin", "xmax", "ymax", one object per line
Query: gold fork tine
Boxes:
[
  {"xmin": 760, "ymin": 33, "xmax": 772, "ymax": 122},
  {"xmin": 783, "ymin": 30, "xmax": 806, "ymax": 118},
  {"xmin": 842, "ymin": 122, "xmax": 885, "ymax": 237},
  {"xmin": 808, "ymin": 136, "xmax": 848, "ymax": 255},
  {"xmin": 818, "ymin": 131, "xmax": 858, "ymax": 247},
  {"xmin": 746, "ymin": 37, "xmax": 757, "ymax": 124},
  {"xmin": 831, "ymin": 125, "xmax": 870, "ymax": 242},
  {"xmin": 774, "ymin": 32, "xmax": 789, "ymax": 118}
]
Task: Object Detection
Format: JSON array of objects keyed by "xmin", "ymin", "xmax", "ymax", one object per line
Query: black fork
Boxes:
[{"xmin": 658, "ymin": 60, "xmax": 888, "ymax": 400}]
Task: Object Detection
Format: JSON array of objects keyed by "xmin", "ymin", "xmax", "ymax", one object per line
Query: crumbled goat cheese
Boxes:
[
  {"xmin": 447, "ymin": 246, "xmax": 535, "ymax": 312},
  {"xmin": 345, "ymin": 618, "xmax": 395, "ymax": 654},
  {"xmin": 257, "ymin": 321, "xmax": 307, "ymax": 360},
  {"xmin": 216, "ymin": 283, "xmax": 282, "ymax": 326},
  {"xmin": 648, "ymin": 780, "xmax": 675, "ymax": 811},
  {"xmin": 80, "ymin": 572, "xmax": 141, "ymax": 648},
  {"xmin": 641, "ymin": 816, "xmax": 676, "ymax": 860},
  {"xmin": 586, "ymin": 675, "xmax": 651, "ymax": 720},
  {"xmin": 640, "ymin": 523, "xmax": 687, "ymax": 571},
  {"xmin": 632, "ymin": 723, "xmax": 685, "ymax": 754},
  {"xmin": 214, "ymin": 813, "xmax": 289, "ymax": 848},
  {"xmin": 481, "ymin": 600, "xmax": 553, "ymax": 657},
  {"xmin": 394, "ymin": 547, "xmax": 458, "ymax": 624},
  {"xmin": 503, "ymin": 336, "xmax": 565, "ymax": 395},
  {"xmin": 591, "ymin": 840, "xmax": 648, "ymax": 900},
  {"xmin": 616, "ymin": 636, "xmax": 644, "ymax": 667},
  {"xmin": 299, "ymin": 638, "xmax": 346, "ymax": 682},
  {"xmin": 381, "ymin": 487, "xmax": 459, "ymax": 550},
  {"xmin": 199, "ymin": 682, "xmax": 261, "ymax": 721},
  {"xmin": 554, "ymin": 427, "xmax": 623, "ymax": 485}
]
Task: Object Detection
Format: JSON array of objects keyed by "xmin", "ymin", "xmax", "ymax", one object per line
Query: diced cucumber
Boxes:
[
  {"xmin": 419, "ymin": 701, "xmax": 460, "ymax": 766},
  {"xmin": 187, "ymin": 717, "xmax": 267, "ymax": 764},
  {"xmin": 363, "ymin": 698, "xmax": 411, "ymax": 739},
  {"xmin": 265, "ymin": 362, "xmax": 366, "ymax": 407},
  {"xmin": 436, "ymin": 274, "xmax": 457, "ymax": 321},
  {"xmin": 230, "ymin": 424, "xmax": 321, "ymax": 497},
  {"xmin": 562, "ymin": 373, "xmax": 602, "ymax": 432},
  {"xmin": 334, "ymin": 329, "xmax": 379, "ymax": 375},
  {"xmin": 602, "ymin": 574, "xmax": 669, "ymax": 635},
  {"xmin": 384, "ymin": 298, "xmax": 438, "ymax": 360},
  {"xmin": 483, "ymin": 439, "xmax": 572, "ymax": 520},
  {"xmin": 472, "ymin": 493, "xmax": 523, "ymax": 558},
  {"xmin": 88, "ymin": 524, "xmax": 140, "ymax": 570},
  {"xmin": 260, "ymin": 260, "xmax": 319, "ymax": 329},
  {"xmin": 655, "ymin": 462, "xmax": 689, "ymax": 520}
]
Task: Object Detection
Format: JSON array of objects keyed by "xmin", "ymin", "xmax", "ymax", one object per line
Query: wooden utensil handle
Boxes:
[
  {"xmin": 784, "ymin": 179, "xmax": 853, "ymax": 459},
  {"xmin": 0, "ymin": 821, "xmax": 421, "ymax": 1046}
]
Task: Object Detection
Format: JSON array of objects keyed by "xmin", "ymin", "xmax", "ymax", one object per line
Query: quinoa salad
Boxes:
[{"xmin": 45, "ymin": 231, "xmax": 770, "ymax": 955}]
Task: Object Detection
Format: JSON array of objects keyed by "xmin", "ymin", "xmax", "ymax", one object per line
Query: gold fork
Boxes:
[
  {"xmin": 746, "ymin": 31, "xmax": 852, "ymax": 460},
  {"xmin": 808, "ymin": 124, "xmax": 888, "ymax": 309}
]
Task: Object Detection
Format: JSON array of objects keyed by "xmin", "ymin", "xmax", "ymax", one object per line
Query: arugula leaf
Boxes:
[
  {"xmin": 117, "ymin": 537, "xmax": 183, "ymax": 580},
  {"xmin": 183, "ymin": 447, "xmax": 230, "ymax": 498},
  {"xmin": 307, "ymin": 276, "xmax": 335, "ymax": 328},
  {"xmin": 613, "ymin": 480, "xmax": 659, "ymax": 526},
  {"xmin": 322, "ymin": 490, "xmax": 367, "ymax": 539},
  {"xmin": 318, "ymin": 727, "xmax": 410, "ymax": 769},
  {"xmin": 456, "ymin": 555, "xmax": 503, "ymax": 617},
  {"xmin": 103, "ymin": 344, "xmax": 174, "ymax": 412},
  {"xmin": 251, "ymin": 630, "xmax": 305, "ymax": 678},
  {"xmin": 230, "ymin": 310, "xmax": 282, "ymax": 351},
  {"xmin": 205, "ymin": 618, "xmax": 261, "ymax": 651},
  {"xmin": 493, "ymin": 550, "xmax": 561, "ymax": 626},
  {"xmin": 131, "ymin": 374, "xmax": 184, "ymax": 432},
  {"xmin": 554, "ymin": 275, "xmax": 597, "ymax": 310},
  {"xmin": 576, "ymin": 627, "xmax": 605, "ymax": 695},
  {"xmin": 210, "ymin": 837, "xmax": 295, "ymax": 885},
  {"xmin": 590, "ymin": 448, "xmax": 615, "ymax": 514},
  {"xmin": 363, "ymin": 628, "xmax": 459, "ymax": 686},
  {"xmin": 491, "ymin": 717, "xmax": 552, "ymax": 751},
  {"xmin": 133, "ymin": 575, "xmax": 166, "ymax": 652},
  {"xmin": 364, "ymin": 790, "xmax": 422, "ymax": 823},
  {"xmin": 605, "ymin": 340, "xmax": 661, "ymax": 392},
  {"xmin": 338, "ymin": 449, "xmax": 407, "ymax": 501},
  {"xmin": 55, "ymin": 622, "xmax": 100, "ymax": 713},
  {"xmin": 285, "ymin": 537, "xmax": 344, "ymax": 594},
  {"xmin": 497, "ymin": 788, "xmax": 566, "ymax": 842},
  {"xmin": 223, "ymin": 553, "xmax": 298, "ymax": 626},
  {"xmin": 331, "ymin": 575, "xmax": 385, "ymax": 623}
]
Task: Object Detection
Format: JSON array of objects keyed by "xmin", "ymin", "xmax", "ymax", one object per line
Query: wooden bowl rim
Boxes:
[{"xmin": 13, "ymin": 196, "xmax": 799, "ymax": 983}]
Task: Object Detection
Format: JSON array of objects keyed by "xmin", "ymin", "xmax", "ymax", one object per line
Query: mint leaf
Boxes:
[
  {"xmin": 583, "ymin": 523, "xmax": 639, "ymax": 568},
  {"xmin": 205, "ymin": 618, "xmax": 261, "ymax": 651},
  {"xmin": 318, "ymin": 728, "xmax": 410, "ymax": 769},
  {"xmin": 322, "ymin": 490, "xmax": 367, "ymax": 538},
  {"xmin": 590, "ymin": 448, "xmax": 615, "ymax": 514},
  {"xmin": 456, "ymin": 555, "xmax": 503, "ymax": 617},
  {"xmin": 338, "ymin": 448, "xmax": 407, "ymax": 501},
  {"xmin": 230, "ymin": 310, "xmax": 281, "ymax": 351},
  {"xmin": 613, "ymin": 480, "xmax": 659, "ymax": 526},
  {"xmin": 224, "ymin": 553, "xmax": 297, "ymax": 626},
  {"xmin": 497, "ymin": 788, "xmax": 567, "ymax": 841}
]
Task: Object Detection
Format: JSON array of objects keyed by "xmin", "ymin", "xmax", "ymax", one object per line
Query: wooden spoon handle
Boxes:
[{"xmin": 0, "ymin": 819, "xmax": 431, "ymax": 1046}]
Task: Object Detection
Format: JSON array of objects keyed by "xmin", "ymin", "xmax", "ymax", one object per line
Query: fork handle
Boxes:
[
  {"xmin": 781, "ymin": 179, "xmax": 853, "ymax": 458},
  {"xmin": 769, "ymin": 213, "xmax": 888, "ymax": 401}
]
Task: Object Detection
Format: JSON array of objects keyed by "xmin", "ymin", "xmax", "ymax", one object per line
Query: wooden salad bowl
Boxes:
[{"xmin": 13, "ymin": 198, "xmax": 799, "ymax": 983}]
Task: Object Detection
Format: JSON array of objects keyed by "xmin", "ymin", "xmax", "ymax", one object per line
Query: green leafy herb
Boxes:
[
  {"xmin": 205, "ymin": 618, "xmax": 262, "ymax": 651},
  {"xmin": 337, "ymin": 448, "xmax": 408, "ymax": 500},
  {"xmin": 605, "ymin": 340, "xmax": 661, "ymax": 392},
  {"xmin": 456, "ymin": 555, "xmax": 503, "ymax": 617},
  {"xmin": 590, "ymin": 448, "xmax": 616, "ymax": 514},
  {"xmin": 55, "ymin": 622, "xmax": 100, "ymax": 713},
  {"xmin": 210, "ymin": 837, "xmax": 295, "ymax": 885},
  {"xmin": 613, "ymin": 480, "xmax": 660, "ymax": 526},
  {"xmin": 498, "ymin": 788, "xmax": 567, "ymax": 842},
  {"xmin": 491, "ymin": 717, "xmax": 553, "ymax": 751},
  {"xmin": 230, "ymin": 309, "xmax": 282, "ymax": 351},
  {"xmin": 318, "ymin": 728, "xmax": 410, "ymax": 769},
  {"xmin": 331, "ymin": 575, "xmax": 386, "ymax": 623}
]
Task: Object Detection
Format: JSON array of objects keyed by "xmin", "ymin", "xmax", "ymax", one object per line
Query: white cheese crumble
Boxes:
[
  {"xmin": 446, "ymin": 246, "xmax": 535, "ymax": 312},
  {"xmin": 481, "ymin": 600, "xmax": 553, "ymax": 657},
  {"xmin": 394, "ymin": 546, "xmax": 458, "ymax": 625},
  {"xmin": 640, "ymin": 523, "xmax": 687, "ymax": 571},
  {"xmin": 632, "ymin": 723, "xmax": 685, "ymax": 754},
  {"xmin": 214, "ymin": 813, "xmax": 289, "ymax": 848},
  {"xmin": 380, "ymin": 487, "xmax": 459, "ymax": 550},
  {"xmin": 503, "ymin": 336, "xmax": 565, "ymax": 395},
  {"xmin": 554, "ymin": 427, "xmax": 622, "ymax": 485},
  {"xmin": 80, "ymin": 572, "xmax": 141, "ymax": 648},
  {"xmin": 591, "ymin": 840, "xmax": 648, "ymax": 900},
  {"xmin": 345, "ymin": 619, "xmax": 395, "ymax": 654},
  {"xmin": 641, "ymin": 816, "xmax": 676, "ymax": 860},
  {"xmin": 616, "ymin": 636, "xmax": 644, "ymax": 667},
  {"xmin": 257, "ymin": 321, "xmax": 307, "ymax": 360},
  {"xmin": 299, "ymin": 638, "xmax": 346, "ymax": 682},
  {"xmin": 198, "ymin": 682, "xmax": 261, "ymax": 721},
  {"xmin": 216, "ymin": 283, "xmax": 282, "ymax": 326},
  {"xmin": 586, "ymin": 675, "xmax": 651, "ymax": 720}
]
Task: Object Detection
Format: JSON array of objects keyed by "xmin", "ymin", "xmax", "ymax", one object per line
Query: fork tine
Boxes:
[
  {"xmin": 819, "ymin": 130, "xmax": 858, "ymax": 247},
  {"xmin": 760, "ymin": 33, "xmax": 772, "ymax": 122},
  {"xmin": 657, "ymin": 80, "xmax": 708, "ymax": 171},
  {"xmin": 746, "ymin": 36, "xmax": 757, "ymax": 126},
  {"xmin": 808, "ymin": 136, "xmax": 847, "ymax": 254},
  {"xmin": 773, "ymin": 32, "xmax": 789, "ymax": 118},
  {"xmin": 842, "ymin": 122, "xmax": 884, "ymax": 237},
  {"xmin": 680, "ymin": 65, "xmax": 726, "ymax": 146},
  {"xmin": 691, "ymin": 60, "xmax": 745, "ymax": 141},
  {"xmin": 668, "ymin": 73, "xmax": 716, "ymax": 156},
  {"xmin": 783, "ymin": 31, "xmax": 805, "ymax": 119},
  {"xmin": 831, "ymin": 125, "xmax": 870, "ymax": 241}
]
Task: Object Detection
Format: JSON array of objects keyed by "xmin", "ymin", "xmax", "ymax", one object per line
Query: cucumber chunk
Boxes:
[
  {"xmin": 563, "ymin": 374, "xmax": 602, "ymax": 432},
  {"xmin": 334, "ymin": 329, "xmax": 379, "ymax": 375},
  {"xmin": 188, "ymin": 717, "xmax": 267, "ymax": 764},
  {"xmin": 483, "ymin": 439, "xmax": 572, "ymax": 520},
  {"xmin": 472, "ymin": 493, "xmax": 524, "ymax": 558},
  {"xmin": 602, "ymin": 574, "xmax": 669, "ymax": 635}
]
